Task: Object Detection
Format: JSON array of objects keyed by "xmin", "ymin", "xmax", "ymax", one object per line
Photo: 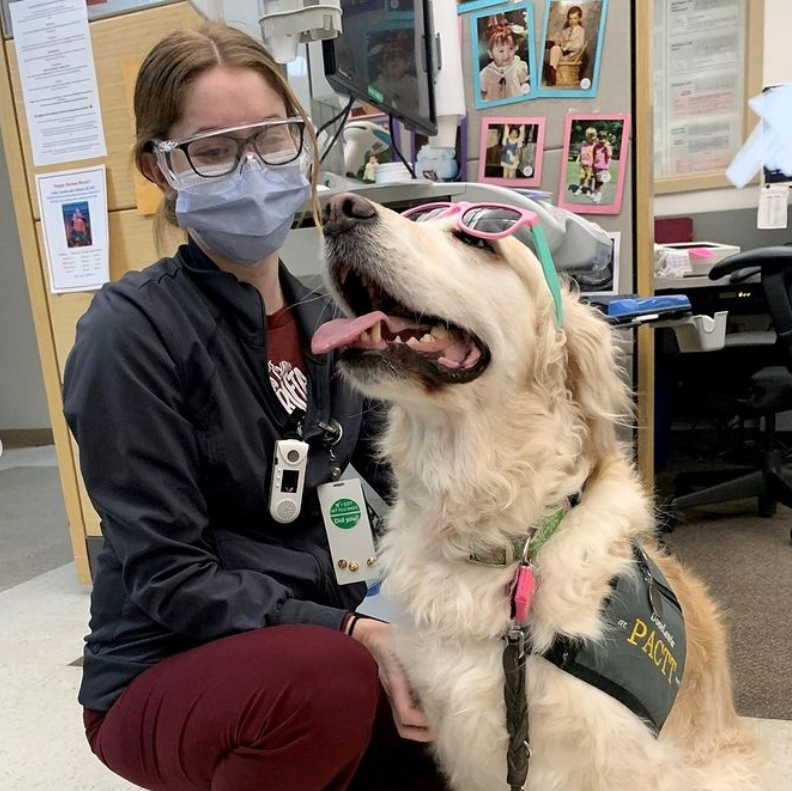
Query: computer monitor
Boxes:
[{"xmin": 322, "ymin": 0, "xmax": 437, "ymax": 136}]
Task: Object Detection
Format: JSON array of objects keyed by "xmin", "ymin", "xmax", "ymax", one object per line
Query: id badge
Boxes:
[{"xmin": 317, "ymin": 478, "xmax": 378, "ymax": 585}]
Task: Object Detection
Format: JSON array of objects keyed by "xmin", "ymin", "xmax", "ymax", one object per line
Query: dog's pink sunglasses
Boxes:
[
  {"xmin": 401, "ymin": 201, "xmax": 539, "ymax": 238},
  {"xmin": 400, "ymin": 201, "xmax": 563, "ymax": 324}
]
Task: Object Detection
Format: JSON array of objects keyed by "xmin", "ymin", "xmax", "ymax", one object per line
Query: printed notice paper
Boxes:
[
  {"xmin": 10, "ymin": 0, "xmax": 107, "ymax": 166},
  {"xmin": 757, "ymin": 185, "xmax": 789, "ymax": 231},
  {"xmin": 653, "ymin": 0, "xmax": 745, "ymax": 179},
  {"xmin": 36, "ymin": 166, "xmax": 109, "ymax": 293}
]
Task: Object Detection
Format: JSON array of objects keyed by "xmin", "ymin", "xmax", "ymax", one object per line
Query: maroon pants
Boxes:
[{"xmin": 84, "ymin": 625, "xmax": 447, "ymax": 791}]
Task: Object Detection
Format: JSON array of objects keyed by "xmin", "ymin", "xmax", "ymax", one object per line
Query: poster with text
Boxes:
[{"xmin": 36, "ymin": 166, "xmax": 109, "ymax": 293}]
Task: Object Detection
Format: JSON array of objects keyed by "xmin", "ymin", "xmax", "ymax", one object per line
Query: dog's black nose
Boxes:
[{"xmin": 323, "ymin": 193, "xmax": 378, "ymax": 235}]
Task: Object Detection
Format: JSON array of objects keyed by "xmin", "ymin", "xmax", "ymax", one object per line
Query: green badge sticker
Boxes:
[
  {"xmin": 367, "ymin": 86, "xmax": 384, "ymax": 103},
  {"xmin": 330, "ymin": 498, "xmax": 361, "ymax": 529}
]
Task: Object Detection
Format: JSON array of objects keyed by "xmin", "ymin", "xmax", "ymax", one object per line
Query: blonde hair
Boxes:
[{"xmin": 134, "ymin": 22, "xmax": 321, "ymax": 252}]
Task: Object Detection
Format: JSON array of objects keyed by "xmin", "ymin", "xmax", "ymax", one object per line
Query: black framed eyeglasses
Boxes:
[{"xmin": 154, "ymin": 118, "xmax": 305, "ymax": 187}]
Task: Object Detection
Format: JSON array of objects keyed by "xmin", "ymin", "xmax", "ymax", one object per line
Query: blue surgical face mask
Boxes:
[{"xmin": 175, "ymin": 158, "xmax": 310, "ymax": 266}]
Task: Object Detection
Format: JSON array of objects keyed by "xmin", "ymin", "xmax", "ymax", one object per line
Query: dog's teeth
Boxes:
[
  {"xmin": 393, "ymin": 336, "xmax": 403, "ymax": 344},
  {"xmin": 406, "ymin": 337, "xmax": 419, "ymax": 347},
  {"xmin": 360, "ymin": 330, "xmax": 370, "ymax": 342},
  {"xmin": 420, "ymin": 334, "xmax": 434, "ymax": 343},
  {"xmin": 371, "ymin": 321, "xmax": 382, "ymax": 342},
  {"xmin": 430, "ymin": 325, "xmax": 449, "ymax": 339}
]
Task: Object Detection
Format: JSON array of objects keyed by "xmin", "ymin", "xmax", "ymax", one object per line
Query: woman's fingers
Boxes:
[{"xmin": 351, "ymin": 618, "xmax": 435, "ymax": 742}]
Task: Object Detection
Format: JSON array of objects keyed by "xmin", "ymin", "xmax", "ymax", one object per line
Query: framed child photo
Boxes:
[
  {"xmin": 558, "ymin": 113, "xmax": 630, "ymax": 215},
  {"xmin": 537, "ymin": 0, "xmax": 608, "ymax": 99},
  {"xmin": 478, "ymin": 117, "xmax": 545, "ymax": 188},
  {"xmin": 470, "ymin": 3, "xmax": 537, "ymax": 111},
  {"xmin": 411, "ymin": 117, "xmax": 468, "ymax": 182}
]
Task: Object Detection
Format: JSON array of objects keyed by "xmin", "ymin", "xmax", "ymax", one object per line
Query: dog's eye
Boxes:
[{"xmin": 451, "ymin": 229, "xmax": 496, "ymax": 253}]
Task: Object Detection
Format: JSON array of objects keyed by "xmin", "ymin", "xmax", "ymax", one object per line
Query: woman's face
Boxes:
[
  {"xmin": 152, "ymin": 66, "xmax": 289, "ymax": 197},
  {"xmin": 170, "ymin": 65, "xmax": 287, "ymax": 140}
]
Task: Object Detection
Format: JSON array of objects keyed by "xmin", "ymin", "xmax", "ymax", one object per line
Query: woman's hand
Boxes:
[{"xmin": 350, "ymin": 618, "xmax": 434, "ymax": 743}]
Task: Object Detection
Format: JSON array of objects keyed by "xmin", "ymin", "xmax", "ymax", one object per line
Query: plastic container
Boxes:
[
  {"xmin": 374, "ymin": 162, "xmax": 413, "ymax": 185},
  {"xmin": 667, "ymin": 311, "xmax": 728, "ymax": 352}
]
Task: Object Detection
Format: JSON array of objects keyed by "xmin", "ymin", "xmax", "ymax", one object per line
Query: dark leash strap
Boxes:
[
  {"xmin": 503, "ymin": 626, "xmax": 530, "ymax": 791},
  {"xmin": 497, "ymin": 495, "xmax": 580, "ymax": 790}
]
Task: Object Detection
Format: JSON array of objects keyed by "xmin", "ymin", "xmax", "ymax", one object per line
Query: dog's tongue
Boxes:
[{"xmin": 312, "ymin": 312, "xmax": 423, "ymax": 354}]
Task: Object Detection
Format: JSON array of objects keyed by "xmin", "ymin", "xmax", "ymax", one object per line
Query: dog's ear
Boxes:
[{"xmin": 561, "ymin": 295, "xmax": 631, "ymax": 456}]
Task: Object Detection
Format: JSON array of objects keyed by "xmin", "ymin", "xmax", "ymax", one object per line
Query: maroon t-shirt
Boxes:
[{"xmin": 267, "ymin": 305, "xmax": 308, "ymax": 415}]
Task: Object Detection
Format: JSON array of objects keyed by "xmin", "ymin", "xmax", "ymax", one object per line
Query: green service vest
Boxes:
[{"xmin": 543, "ymin": 545, "xmax": 686, "ymax": 733}]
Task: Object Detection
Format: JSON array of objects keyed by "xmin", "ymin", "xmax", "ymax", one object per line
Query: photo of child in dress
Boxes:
[
  {"xmin": 500, "ymin": 125, "xmax": 525, "ymax": 179},
  {"xmin": 591, "ymin": 128, "xmax": 613, "ymax": 204},
  {"xmin": 539, "ymin": 0, "xmax": 606, "ymax": 95},
  {"xmin": 367, "ymin": 31, "xmax": 420, "ymax": 111},
  {"xmin": 559, "ymin": 115, "xmax": 629, "ymax": 215},
  {"xmin": 479, "ymin": 118, "xmax": 545, "ymax": 187},
  {"xmin": 471, "ymin": 4, "xmax": 535, "ymax": 110},
  {"xmin": 62, "ymin": 201, "xmax": 92, "ymax": 248}
]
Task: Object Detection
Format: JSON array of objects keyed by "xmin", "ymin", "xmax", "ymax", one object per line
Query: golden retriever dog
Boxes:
[{"xmin": 312, "ymin": 193, "xmax": 764, "ymax": 791}]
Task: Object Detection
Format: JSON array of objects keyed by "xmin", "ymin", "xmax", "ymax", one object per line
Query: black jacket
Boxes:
[{"xmin": 63, "ymin": 241, "xmax": 391, "ymax": 712}]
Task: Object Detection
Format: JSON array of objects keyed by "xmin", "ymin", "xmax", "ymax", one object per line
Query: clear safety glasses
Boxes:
[
  {"xmin": 401, "ymin": 201, "xmax": 564, "ymax": 324},
  {"xmin": 154, "ymin": 118, "xmax": 306, "ymax": 190}
]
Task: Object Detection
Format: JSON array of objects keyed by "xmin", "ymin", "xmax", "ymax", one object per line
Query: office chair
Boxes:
[{"xmin": 670, "ymin": 247, "xmax": 792, "ymax": 538}]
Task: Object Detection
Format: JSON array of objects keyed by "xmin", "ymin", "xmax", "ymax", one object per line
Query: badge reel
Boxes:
[{"xmin": 269, "ymin": 438, "xmax": 309, "ymax": 524}]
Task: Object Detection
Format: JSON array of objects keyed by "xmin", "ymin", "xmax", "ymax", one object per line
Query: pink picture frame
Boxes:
[
  {"xmin": 478, "ymin": 116, "xmax": 546, "ymax": 188},
  {"xmin": 557, "ymin": 113, "xmax": 631, "ymax": 216}
]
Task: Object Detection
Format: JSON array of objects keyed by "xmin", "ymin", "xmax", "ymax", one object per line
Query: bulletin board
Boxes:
[
  {"xmin": 402, "ymin": 0, "xmax": 646, "ymax": 297},
  {"xmin": 652, "ymin": 0, "xmax": 764, "ymax": 194}
]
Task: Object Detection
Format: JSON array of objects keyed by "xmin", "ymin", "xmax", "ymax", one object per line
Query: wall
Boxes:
[
  {"xmin": 762, "ymin": 0, "xmax": 792, "ymax": 85},
  {"xmin": 0, "ymin": 143, "xmax": 49, "ymax": 431}
]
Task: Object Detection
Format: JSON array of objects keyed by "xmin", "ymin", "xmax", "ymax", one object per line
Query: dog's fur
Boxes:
[{"xmin": 322, "ymin": 196, "xmax": 765, "ymax": 791}]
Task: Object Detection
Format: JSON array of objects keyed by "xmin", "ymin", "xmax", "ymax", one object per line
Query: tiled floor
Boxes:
[{"xmin": 1, "ymin": 446, "xmax": 790, "ymax": 790}]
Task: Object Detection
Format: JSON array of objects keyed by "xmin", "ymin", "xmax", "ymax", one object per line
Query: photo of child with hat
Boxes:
[{"xmin": 471, "ymin": 4, "xmax": 536, "ymax": 110}]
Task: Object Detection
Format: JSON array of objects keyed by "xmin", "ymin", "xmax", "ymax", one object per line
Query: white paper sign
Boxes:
[
  {"xmin": 10, "ymin": 0, "xmax": 107, "ymax": 166},
  {"xmin": 653, "ymin": 0, "xmax": 746, "ymax": 179},
  {"xmin": 757, "ymin": 185, "xmax": 789, "ymax": 230},
  {"xmin": 317, "ymin": 479, "xmax": 379, "ymax": 585},
  {"xmin": 36, "ymin": 165, "xmax": 109, "ymax": 293}
]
